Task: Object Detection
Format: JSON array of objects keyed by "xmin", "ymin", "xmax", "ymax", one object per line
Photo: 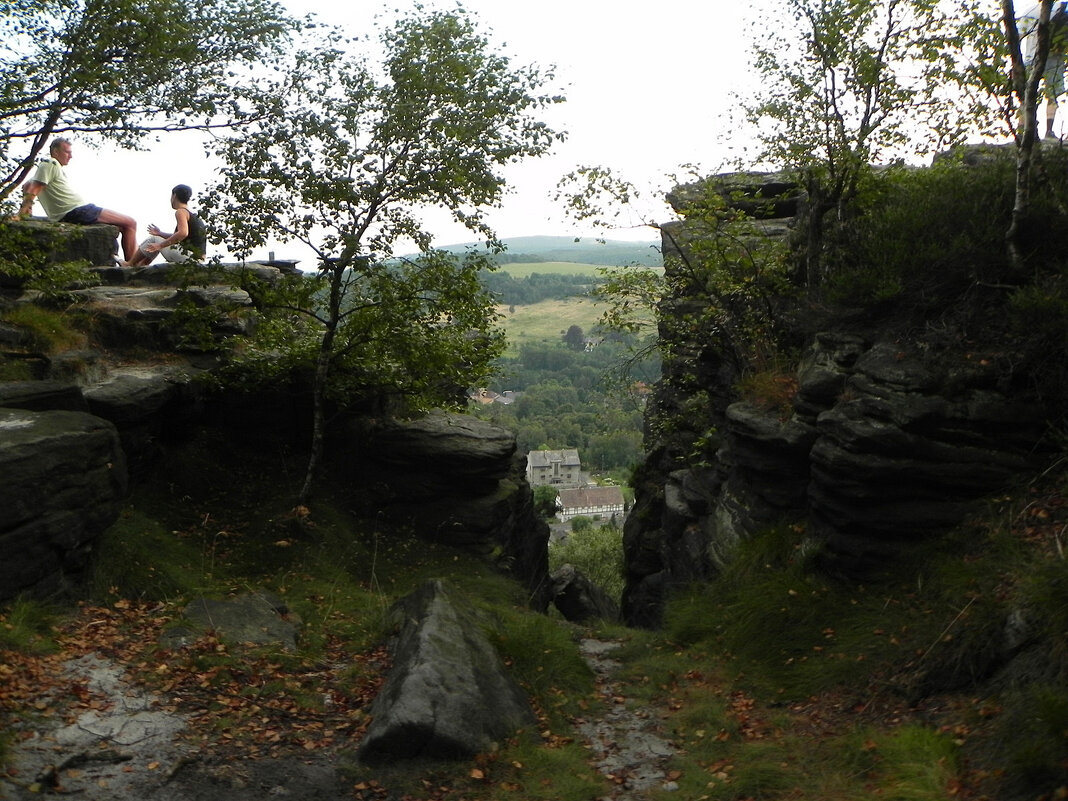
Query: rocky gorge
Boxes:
[{"xmin": 3, "ymin": 143, "xmax": 1068, "ymax": 799}]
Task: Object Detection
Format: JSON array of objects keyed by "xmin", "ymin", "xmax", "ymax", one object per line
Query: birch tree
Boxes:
[{"xmin": 206, "ymin": 8, "xmax": 564, "ymax": 505}]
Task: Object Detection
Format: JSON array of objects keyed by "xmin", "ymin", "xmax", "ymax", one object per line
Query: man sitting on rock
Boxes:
[{"xmin": 13, "ymin": 137, "xmax": 138, "ymax": 263}]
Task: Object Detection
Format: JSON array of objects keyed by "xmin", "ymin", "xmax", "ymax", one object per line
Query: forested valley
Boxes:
[{"xmin": 469, "ymin": 264, "xmax": 660, "ymax": 485}]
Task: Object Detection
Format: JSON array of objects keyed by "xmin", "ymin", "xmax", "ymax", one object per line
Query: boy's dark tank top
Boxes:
[{"xmin": 183, "ymin": 212, "xmax": 207, "ymax": 258}]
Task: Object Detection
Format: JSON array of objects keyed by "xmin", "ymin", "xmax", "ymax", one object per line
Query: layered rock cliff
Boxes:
[{"xmin": 622, "ymin": 156, "xmax": 1059, "ymax": 628}]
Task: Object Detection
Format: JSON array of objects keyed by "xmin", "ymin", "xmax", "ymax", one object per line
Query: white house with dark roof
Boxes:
[
  {"xmin": 556, "ymin": 486, "xmax": 626, "ymax": 521},
  {"xmin": 526, "ymin": 448, "xmax": 582, "ymax": 488}
]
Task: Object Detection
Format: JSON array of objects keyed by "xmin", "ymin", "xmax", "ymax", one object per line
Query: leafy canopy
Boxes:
[
  {"xmin": 745, "ymin": 0, "xmax": 965, "ymax": 202},
  {"xmin": 0, "ymin": 0, "xmax": 296, "ymax": 201},
  {"xmin": 203, "ymin": 6, "xmax": 564, "ymax": 503},
  {"xmin": 206, "ymin": 6, "xmax": 564, "ymax": 263}
]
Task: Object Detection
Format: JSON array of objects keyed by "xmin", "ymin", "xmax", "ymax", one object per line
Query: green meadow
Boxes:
[
  {"xmin": 496, "ymin": 296, "xmax": 604, "ymax": 351},
  {"xmin": 495, "ymin": 261, "xmax": 603, "ymax": 278}
]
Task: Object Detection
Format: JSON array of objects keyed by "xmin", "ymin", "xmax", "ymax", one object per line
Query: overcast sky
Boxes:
[{"xmin": 68, "ymin": 1, "xmax": 764, "ymax": 262}]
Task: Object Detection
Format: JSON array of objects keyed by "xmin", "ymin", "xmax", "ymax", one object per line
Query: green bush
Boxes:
[
  {"xmin": 824, "ymin": 158, "xmax": 1018, "ymax": 305},
  {"xmin": 549, "ymin": 523, "xmax": 624, "ymax": 603},
  {"xmin": 0, "ymin": 223, "xmax": 99, "ymax": 297}
]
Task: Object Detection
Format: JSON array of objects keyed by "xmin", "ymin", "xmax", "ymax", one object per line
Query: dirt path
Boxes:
[
  {"xmin": 3, "ymin": 653, "xmax": 191, "ymax": 799},
  {"xmin": 2, "ymin": 652, "xmax": 344, "ymax": 801},
  {"xmin": 575, "ymin": 638, "xmax": 679, "ymax": 799},
  {"xmin": 3, "ymin": 633, "xmax": 678, "ymax": 801}
]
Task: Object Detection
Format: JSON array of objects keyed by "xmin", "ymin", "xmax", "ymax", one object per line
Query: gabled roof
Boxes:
[
  {"xmin": 557, "ymin": 486, "xmax": 625, "ymax": 509},
  {"xmin": 527, "ymin": 449, "xmax": 581, "ymax": 469}
]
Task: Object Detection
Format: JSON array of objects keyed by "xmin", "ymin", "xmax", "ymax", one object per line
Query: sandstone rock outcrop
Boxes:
[
  {"xmin": 550, "ymin": 563, "xmax": 620, "ymax": 623},
  {"xmin": 1, "ymin": 230, "xmax": 551, "ymax": 606},
  {"xmin": 0, "ymin": 408, "xmax": 127, "ymax": 598},
  {"xmin": 621, "ymin": 165, "xmax": 1055, "ymax": 628},
  {"xmin": 341, "ymin": 411, "xmax": 552, "ymax": 609},
  {"xmin": 0, "ymin": 220, "xmax": 119, "ymax": 281},
  {"xmin": 164, "ymin": 593, "xmax": 302, "ymax": 651},
  {"xmin": 357, "ymin": 579, "xmax": 534, "ymax": 762}
]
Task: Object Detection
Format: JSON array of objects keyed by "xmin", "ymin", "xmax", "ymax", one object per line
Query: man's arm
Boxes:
[{"xmin": 13, "ymin": 180, "xmax": 46, "ymax": 220}]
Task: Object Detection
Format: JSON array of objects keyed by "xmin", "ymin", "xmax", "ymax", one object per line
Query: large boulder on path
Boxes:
[
  {"xmin": 0, "ymin": 408, "xmax": 127, "ymax": 601},
  {"xmin": 352, "ymin": 410, "xmax": 517, "ymax": 496},
  {"xmin": 341, "ymin": 411, "xmax": 552, "ymax": 609},
  {"xmin": 358, "ymin": 579, "xmax": 534, "ymax": 763},
  {"xmin": 0, "ymin": 379, "xmax": 88, "ymax": 412}
]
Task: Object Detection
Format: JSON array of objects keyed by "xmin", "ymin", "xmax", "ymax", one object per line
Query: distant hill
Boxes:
[{"xmin": 434, "ymin": 235, "xmax": 663, "ymax": 267}]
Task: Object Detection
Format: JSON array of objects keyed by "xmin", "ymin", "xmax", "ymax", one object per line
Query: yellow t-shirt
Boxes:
[{"xmin": 31, "ymin": 158, "xmax": 85, "ymax": 222}]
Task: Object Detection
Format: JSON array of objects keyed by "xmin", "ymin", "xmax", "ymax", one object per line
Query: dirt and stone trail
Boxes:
[
  {"xmin": 4, "ymin": 634, "xmax": 679, "ymax": 800},
  {"xmin": 575, "ymin": 638, "xmax": 679, "ymax": 799}
]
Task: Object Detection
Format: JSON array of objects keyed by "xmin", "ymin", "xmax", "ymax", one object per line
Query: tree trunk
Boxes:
[
  {"xmin": 297, "ymin": 323, "xmax": 334, "ymax": 507},
  {"xmin": 1004, "ymin": 0, "xmax": 1053, "ymax": 271},
  {"xmin": 297, "ymin": 262, "xmax": 346, "ymax": 507},
  {"xmin": 802, "ymin": 178, "xmax": 832, "ymax": 288}
]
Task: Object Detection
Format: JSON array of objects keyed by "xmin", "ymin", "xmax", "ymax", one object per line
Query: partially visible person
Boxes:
[
  {"xmin": 125, "ymin": 184, "xmax": 207, "ymax": 267},
  {"xmin": 13, "ymin": 138, "xmax": 139, "ymax": 262},
  {"xmin": 1020, "ymin": 1, "xmax": 1068, "ymax": 139}
]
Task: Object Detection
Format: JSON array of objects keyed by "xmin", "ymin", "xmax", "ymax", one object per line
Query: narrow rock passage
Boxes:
[{"xmin": 575, "ymin": 638, "xmax": 678, "ymax": 800}]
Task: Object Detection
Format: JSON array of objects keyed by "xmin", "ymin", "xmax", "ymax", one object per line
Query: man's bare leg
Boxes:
[{"xmin": 97, "ymin": 208, "xmax": 138, "ymax": 262}]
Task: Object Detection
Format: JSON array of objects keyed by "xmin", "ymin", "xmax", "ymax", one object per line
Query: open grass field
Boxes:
[
  {"xmin": 495, "ymin": 261, "xmax": 604, "ymax": 278},
  {"xmin": 496, "ymin": 296, "xmax": 604, "ymax": 351}
]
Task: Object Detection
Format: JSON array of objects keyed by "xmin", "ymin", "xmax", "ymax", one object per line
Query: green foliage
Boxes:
[
  {"xmin": 549, "ymin": 523, "xmax": 625, "ymax": 604},
  {"xmin": 532, "ymin": 485, "xmax": 559, "ymax": 519},
  {"xmin": 656, "ymin": 182, "xmax": 794, "ymax": 380},
  {"xmin": 206, "ymin": 8, "xmax": 562, "ymax": 262},
  {"xmin": 0, "ymin": 222, "xmax": 98, "ymax": 297},
  {"xmin": 562, "ymin": 323, "xmax": 584, "ymax": 350},
  {"xmin": 472, "ymin": 338, "xmax": 650, "ymax": 476},
  {"xmin": 480, "ymin": 269, "xmax": 601, "ymax": 305},
  {"xmin": 747, "ymin": 0, "xmax": 963, "ymax": 175},
  {"xmin": 204, "ymin": 7, "xmax": 561, "ymax": 503},
  {"xmin": 823, "ymin": 158, "xmax": 1017, "ymax": 304},
  {"xmin": 569, "ymin": 515, "xmax": 592, "ymax": 533},
  {"xmin": 227, "ymin": 252, "xmax": 506, "ymax": 413},
  {"xmin": 0, "ymin": 0, "xmax": 295, "ymax": 201},
  {"xmin": 742, "ymin": 0, "xmax": 994, "ymax": 284}
]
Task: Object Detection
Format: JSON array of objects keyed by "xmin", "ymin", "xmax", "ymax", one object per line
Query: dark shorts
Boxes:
[{"xmin": 61, "ymin": 204, "xmax": 103, "ymax": 224}]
